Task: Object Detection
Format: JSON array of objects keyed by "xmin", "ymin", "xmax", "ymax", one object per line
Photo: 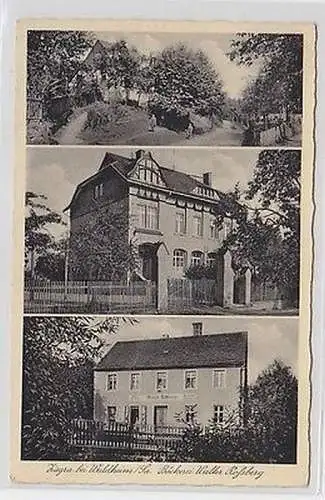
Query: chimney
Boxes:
[
  {"xmin": 203, "ymin": 172, "xmax": 212, "ymax": 186},
  {"xmin": 135, "ymin": 149, "xmax": 146, "ymax": 160},
  {"xmin": 192, "ymin": 322, "xmax": 203, "ymax": 336}
]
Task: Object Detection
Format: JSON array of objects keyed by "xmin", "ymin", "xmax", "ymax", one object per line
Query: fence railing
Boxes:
[
  {"xmin": 69, "ymin": 419, "xmax": 185, "ymax": 452},
  {"xmin": 167, "ymin": 278, "xmax": 216, "ymax": 310},
  {"xmin": 24, "ymin": 280, "xmax": 157, "ymax": 313},
  {"xmin": 251, "ymin": 279, "xmax": 278, "ymax": 303}
]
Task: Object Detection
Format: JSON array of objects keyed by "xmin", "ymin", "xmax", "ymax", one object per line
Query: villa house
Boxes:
[
  {"xmin": 65, "ymin": 149, "xmax": 252, "ymax": 310},
  {"xmin": 93, "ymin": 323, "xmax": 248, "ymax": 428}
]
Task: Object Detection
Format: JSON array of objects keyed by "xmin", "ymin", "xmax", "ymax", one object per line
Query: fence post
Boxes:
[
  {"xmin": 156, "ymin": 244, "xmax": 169, "ymax": 312},
  {"xmin": 244, "ymin": 268, "xmax": 252, "ymax": 306}
]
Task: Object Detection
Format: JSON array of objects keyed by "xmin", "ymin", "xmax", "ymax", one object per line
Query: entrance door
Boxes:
[
  {"xmin": 130, "ymin": 406, "xmax": 139, "ymax": 426},
  {"xmin": 139, "ymin": 244, "xmax": 158, "ymax": 282},
  {"xmin": 154, "ymin": 405, "xmax": 168, "ymax": 428}
]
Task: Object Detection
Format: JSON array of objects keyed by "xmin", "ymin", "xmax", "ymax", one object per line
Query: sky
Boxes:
[
  {"xmin": 93, "ymin": 31, "xmax": 261, "ymax": 99},
  {"xmin": 26, "ymin": 147, "xmax": 259, "ymax": 233},
  {"xmin": 99, "ymin": 316, "xmax": 298, "ymax": 384}
]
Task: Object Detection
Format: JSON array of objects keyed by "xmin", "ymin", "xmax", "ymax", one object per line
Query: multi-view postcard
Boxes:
[{"xmin": 11, "ymin": 19, "xmax": 315, "ymax": 488}]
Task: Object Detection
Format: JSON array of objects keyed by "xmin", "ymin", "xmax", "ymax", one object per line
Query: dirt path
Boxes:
[
  {"xmin": 55, "ymin": 111, "xmax": 88, "ymax": 145},
  {"xmin": 178, "ymin": 120, "xmax": 243, "ymax": 146}
]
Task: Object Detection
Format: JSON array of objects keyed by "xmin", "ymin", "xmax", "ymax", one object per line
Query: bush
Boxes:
[
  {"xmin": 148, "ymin": 94, "xmax": 189, "ymax": 132},
  {"xmin": 189, "ymin": 114, "xmax": 212, "ymax": 135},
  {"xmin": 84, "ymin": 100, "xmax": 128, "ymax": 131},
  {"xmin": 27, "ymin": 119, "xmax": 58, "ymax": 145}
]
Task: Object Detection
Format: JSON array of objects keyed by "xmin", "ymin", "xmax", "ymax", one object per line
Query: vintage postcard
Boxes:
[{"xmin": 11, "ymin": 19, "xmax": 315, "ymax": 488}]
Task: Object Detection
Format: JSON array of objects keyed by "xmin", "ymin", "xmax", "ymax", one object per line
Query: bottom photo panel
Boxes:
[{"xmin": 21, "ymin": 315, "xmax": 299, "ymax": 466}]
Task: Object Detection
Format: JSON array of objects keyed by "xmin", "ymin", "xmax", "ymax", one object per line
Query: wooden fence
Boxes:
[
  {"xmin": 251, "ymin": 279, "xmax": 278, "ymax": 303},
  {"xmin": 167, "ymin": 278, "xmax": 216, "ymax": 310},
  {"xmin": 69, "ymin": 419, "xmax": 185, "ymax": 453},
  {"xmin": 24, "ymin": 280, "xmax": 157, "ymax": 313}
]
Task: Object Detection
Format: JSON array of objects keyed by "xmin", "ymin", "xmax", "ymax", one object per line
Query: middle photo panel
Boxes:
[{"xmin": 25, "ymin": 147, "xmax": 300, "ymax": 316}]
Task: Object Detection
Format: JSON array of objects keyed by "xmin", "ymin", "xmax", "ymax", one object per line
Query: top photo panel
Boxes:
[{"xmin": 26, "ymin": 30, "xmax": 303, "ymax": 147}]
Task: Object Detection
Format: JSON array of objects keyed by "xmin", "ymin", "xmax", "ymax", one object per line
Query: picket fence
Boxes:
[
  {"xmin": 24, "ymin": 280, "xmax": 157, "ymax": 313},
  {"xmin": 167, "ymin": 278, "xmax": 216, "ymax": 310},
  {"xmin": 69, "ymin": 419, "xmax": 185, "ymax": 453}
]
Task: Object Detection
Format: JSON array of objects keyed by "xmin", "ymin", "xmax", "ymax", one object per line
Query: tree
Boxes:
[
  {"xmin": 150, "ymin": 43, "xmax": 225, "ymax": 123},
  {"xmin": 25, "ymin": 192, "xmax": 66, "ymax": 279},
  {"xmin": 27, "ymin": 30, "xmax": 92, "ymax": 99},
  {"xmin": 243, "ymin": 360, "xmax": 297, "ymax": 463},
  {"xmin": 34, "ymin": 235, "xmax": 68, "ymax": 281},
  {"xmin": 21, "ymin": 316, "xmax": 134, "ymax": 460},
  {"xmin": 90, "ymin": 40, "xmax": 141, "ymax": 97},
  {"xmin": 228, "ymin": 33, "xmax": 303, "ymax": 115},
  {"xmin": 216, "ymin": 150, "xmax": 300, "ymax": 305},
  {"xmin": 69, "ymin": 202, "xmax": 137, "ymax": 281}
]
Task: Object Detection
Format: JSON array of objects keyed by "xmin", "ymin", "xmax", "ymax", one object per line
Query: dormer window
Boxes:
[{"xmin": 94, "ymin": 183, "xmax": 104, "ymax": 199}]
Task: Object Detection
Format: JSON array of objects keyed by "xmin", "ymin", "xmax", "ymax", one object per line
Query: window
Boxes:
[
  {"xmin": 192, "ymin": 322, "xmax": 202, "ymax": 336},
  {"xmin": 130, "ymin": 372, "xmax": 140, "ymax": 391},
  {"xmin": 207, "ymin": 252, "xmax": 217, "ymax": 267},
  {"xmin": 175, "ymin": 209, "xmax": 186, "ymax": 235},
  {"xmin": 185, "ymin": 370, "xmax": 197, "ymax": 390},
  {"xmin": 136, "ymin": 159, "xmax": 163, "ymax": 186},
  {"xmin": 156, "ymin": 371, "xmax": 167, "ymax": 391},
  {"xmin": 193, "ymin": 214, "xmax": 203, "ymax": 237},
  {"xmin": 213, "ymin": 405, "xmax": 224, "ymax": 424},
  {"xmin": 147, "ymin": 206, "xmax": 158, "ymax": 230},
  {"xmin": 107, "ymin": 373, "xmax": 117, "ymax": 391},
  {"xmin": 107, "ymin": 406, "xmax": 116, "ymax": 422},
  {"xmin": 191, "ymin": 251, "xmax": 203, "ymax": 266},
  {"xmin": 137, "ymin": 203, "xmax": 159, "ymax": 230},
  {"xmin": 223, "ymin": 218, "xmax": 233, "ymax": 239},
  {"xmin": 213, "ymin": 369, "xmax": 226, "ymax": 388},
  {"xmin": 94, "ymin": 183, "xmax": 104, "ymax": 199},
  {"xmin": 173, "ymin": 249, "xmax": 186, "ymax": 270},
  {"xmin": 209, "ymin": 219, "xmax": 219, "ymax": 239}
]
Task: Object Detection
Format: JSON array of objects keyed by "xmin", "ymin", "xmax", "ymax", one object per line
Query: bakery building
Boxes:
[{"xmin": 93, "ymin": 323, "xmax": 248, "ymax": 428}]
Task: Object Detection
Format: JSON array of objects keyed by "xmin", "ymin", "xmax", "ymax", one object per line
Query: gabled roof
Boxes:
[
  {"xmin": 95, "ymin": 332, "xmax": 248, "ymax": 371},
  {"xmin": 65, "ymin": 151, "xmax": 229, "ymax": 212},
  {"xmin": 100, "ymin": 151, "xmax": 225, "ymax": 198}
]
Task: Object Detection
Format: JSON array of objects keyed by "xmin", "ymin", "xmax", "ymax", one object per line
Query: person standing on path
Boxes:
[
  {"xmin": 149, "ymin": 113, "xmax": 157, "ymax": 132},
  {"xmin": 186, "ymin": 121, "xmax": 194, "ymax": 139}
]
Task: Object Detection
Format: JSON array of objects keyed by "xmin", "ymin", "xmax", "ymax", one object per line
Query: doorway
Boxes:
[
  {"xmin": 130, "ymin": 405, "xmax": 139, "ymax": 426},
  {"xmin": 154, "ymin": 405, "xmax": 168, "ymax": 428},
  {"xmin": 139, "ymin": 243, "xmax": 158, "ymax": 282}
]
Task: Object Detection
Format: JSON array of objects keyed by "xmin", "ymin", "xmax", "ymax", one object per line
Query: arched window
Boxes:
[
  {"xmin": 173, "ymin": 249, "xmax": 187, "ymax": 270},
  {"xmin": 191, "ymin": 251, "xmax": 204, "ymax": 266},
  {"xmin": 207, "ymin": 252, "xmax": 217, "ymax": 266}
]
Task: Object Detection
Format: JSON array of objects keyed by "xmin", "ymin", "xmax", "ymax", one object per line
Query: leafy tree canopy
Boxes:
[
  {"xmin": 27, "ymin": 30, "xmax": 92, "ymax": 98},
  {"xmin": 216, "ymin": 150, "xmax": 300, "ymax": 303},
  {"xmin": 153, "ymin": 43, "xmax": 225, "ymax": 117},
  {"xmin": 22, "ymin": 316, "xmax": 135, "ymax": 459},
  {"xmin": 69, "ymin": 202, "xmax": 137, "ymax": 281},
  {"xmin": 25, "ymin": 192, "xmax": 66, "ymax": 254},
  {"xmin": 228, "ymin": 33, "xmax": 303, "ymax": 114}
]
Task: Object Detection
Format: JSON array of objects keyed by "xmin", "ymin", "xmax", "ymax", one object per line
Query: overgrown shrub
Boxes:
[
  {"xmin": 84, "ymin": 100, "xmax": 128, "ymax": 131},
  {"xmin": 27, "ymin": 119, "xmax": 58, "ymax": 145}
]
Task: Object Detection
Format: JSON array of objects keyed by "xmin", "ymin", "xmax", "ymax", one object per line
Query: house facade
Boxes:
[
  {"xmin": 94, "ymin": 325, "xmax": 248, "ymax": 428},
  {"xmin": 65, "ymin": 149, "xmax": 252, "ymax": 310}
]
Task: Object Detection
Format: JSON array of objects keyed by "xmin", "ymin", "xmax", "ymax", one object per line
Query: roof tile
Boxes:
[{"xmin": 95, "ymin": 332, "xmax": 248, "ymax": 371}]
